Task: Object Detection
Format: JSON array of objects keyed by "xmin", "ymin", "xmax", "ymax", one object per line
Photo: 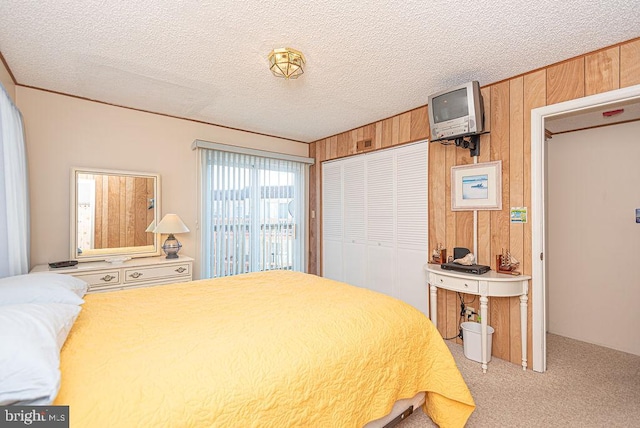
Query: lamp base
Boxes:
[{"xmin": 162, "ymin": 234, "xmax": 182, "ymax": 259}]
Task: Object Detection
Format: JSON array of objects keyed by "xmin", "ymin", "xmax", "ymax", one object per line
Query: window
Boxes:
[{"xmin": 199, "ymin": 146, "xmax": 309, "ymax": 278}]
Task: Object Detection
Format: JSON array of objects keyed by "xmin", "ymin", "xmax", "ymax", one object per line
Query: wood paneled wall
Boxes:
[
  {"xmin": 308, "ymin": 37, "xmax": 640, "ymax": 365},
  {"xmin": 93, "ymin": 175, "xmax": 155, "ymax": 249}
]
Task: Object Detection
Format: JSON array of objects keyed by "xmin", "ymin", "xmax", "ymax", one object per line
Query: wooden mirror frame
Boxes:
[{"xmin": 70, "ymin": 167, "xmax": 161, "ymax": 262}]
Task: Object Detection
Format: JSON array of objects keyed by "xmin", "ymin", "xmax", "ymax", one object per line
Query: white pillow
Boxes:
[
  {"xmin": 0, "ymin": 273, "xmax": 87, "ymax": 306},
  {"xmin": 0, "ymin": 303, "xmax": 81, "ymax": 405}
]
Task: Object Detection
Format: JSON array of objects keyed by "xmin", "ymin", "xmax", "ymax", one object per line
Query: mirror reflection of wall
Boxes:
[
  {"xmin": 76, "ymin": 177, "xmax": 96, "ymax": 252},
  {"xmin": 72, "ymin": 168, "xmax": 160, "ymax": 261},
  {"xmin": 76, "ymin": 173, "xmax": 155, "ymax": 254}
]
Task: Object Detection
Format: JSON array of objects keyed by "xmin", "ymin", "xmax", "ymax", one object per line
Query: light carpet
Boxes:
[{"xmin": 397, "ymin": 333, "xmax": 640, "ymax": 427}]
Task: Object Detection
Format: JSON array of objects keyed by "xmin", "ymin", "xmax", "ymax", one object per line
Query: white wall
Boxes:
[
  {"xmin": 547, "ymin": 121, "xmax": 640, "ymax": 356},
  {"xmin": 17, "ymin": 87, "xmax": 308, "ymax": 277}
]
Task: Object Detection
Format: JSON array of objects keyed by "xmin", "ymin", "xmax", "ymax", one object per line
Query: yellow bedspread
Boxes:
[{"xmin": 55, "ymin": 271, "xmax": 474, "ymax": 427}]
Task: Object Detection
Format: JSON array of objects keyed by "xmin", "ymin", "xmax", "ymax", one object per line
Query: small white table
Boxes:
[{"xmin": 425, "ymin": 263, "xmax": 530, "ymax": 373}]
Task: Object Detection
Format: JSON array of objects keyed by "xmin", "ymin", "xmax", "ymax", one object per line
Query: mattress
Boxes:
[
  {"xmin": 364, "ymin": 392, "xmax": 426, "ymax": 427},
  {"xmin": 54, "ymin": 270, "xmax": 474, "ymax": 427}
]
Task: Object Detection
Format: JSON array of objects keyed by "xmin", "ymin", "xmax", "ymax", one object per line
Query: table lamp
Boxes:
[{"xmin": 153, "ymin": 214, "xmax": 190, "ymax": 259}]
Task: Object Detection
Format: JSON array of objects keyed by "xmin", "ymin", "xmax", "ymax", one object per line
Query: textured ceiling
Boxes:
[{"xmin": 0, "ymin": 1, "xmax": 638, "ymax": 143}]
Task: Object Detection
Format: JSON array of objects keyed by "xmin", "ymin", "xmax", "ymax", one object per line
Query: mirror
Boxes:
[{"xmin": 70, "ymin": 168, "xmax": 161, "ymax": 261}]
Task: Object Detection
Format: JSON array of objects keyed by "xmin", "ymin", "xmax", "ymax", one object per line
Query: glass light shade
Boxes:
[{"xmin": 268, "ymin": 48, "xmax": 305, "ymax": 79}]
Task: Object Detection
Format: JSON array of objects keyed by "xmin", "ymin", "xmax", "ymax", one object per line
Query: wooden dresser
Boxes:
[{"xmin": 30, "ymin": 255, "xmax": 193, "ymax": 293}]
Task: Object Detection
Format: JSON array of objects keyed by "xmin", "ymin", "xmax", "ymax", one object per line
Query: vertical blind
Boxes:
[{"xmin": 201, "ymin": 149, "xmax": 307, "ymax": 278}]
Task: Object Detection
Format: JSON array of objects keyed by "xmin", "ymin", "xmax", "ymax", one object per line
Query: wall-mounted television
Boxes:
[{"xmin": 427, "ymin": 81, "xmax": 484, "ymax": 142}]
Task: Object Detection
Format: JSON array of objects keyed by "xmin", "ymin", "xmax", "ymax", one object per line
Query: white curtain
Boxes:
[
  {"xmin": 200, "ymin": 149, "xmax": 306, "ymax": 278},
  {"xmin": 0, "ymin": 84, "xmax": 29, "ymax": 277}
]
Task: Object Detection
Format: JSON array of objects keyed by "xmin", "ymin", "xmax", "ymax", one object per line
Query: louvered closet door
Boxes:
[
  {"xmin": 322, "ymin": 161, "xmax": 343, "ymax": 281},
  {"xmin": 321, "ymin": 141, "xmax": 428, "ymax": 316},
  {"xmin": 395, "ymin": 143, "xmax": 428, "ymax": 315},
  {"xmin": 342, "ymin": 157, "xmax": 367, "ymax": 288},
  {"xmin": 365, "ymin": 151, "xmax": 395, "ymax": 297}
]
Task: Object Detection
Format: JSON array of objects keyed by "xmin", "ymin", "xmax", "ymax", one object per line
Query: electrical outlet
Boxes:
[{"xmin": 465, "ymin": 307, "xmax": 476, "ymax": 321}]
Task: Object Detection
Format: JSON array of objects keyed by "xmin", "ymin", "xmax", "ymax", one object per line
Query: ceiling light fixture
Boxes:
[{"xmin": 268, "ymin": 48, "xmax": 305, "ymax": 79}]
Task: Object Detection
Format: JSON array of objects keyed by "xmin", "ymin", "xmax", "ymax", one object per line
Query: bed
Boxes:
[{"xmin": 5, "ymin": 270, "xmax": 474, "ymax": 427}]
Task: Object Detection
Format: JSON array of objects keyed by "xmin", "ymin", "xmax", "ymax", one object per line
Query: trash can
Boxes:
[{"xmin": 461, "ymin": 322, "xmax": 494, "ymax": 363}]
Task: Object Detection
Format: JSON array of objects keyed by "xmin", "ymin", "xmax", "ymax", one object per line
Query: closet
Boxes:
[{"xmin": 322, "ymin": 141, "xmax": 428, "ymax": 315}]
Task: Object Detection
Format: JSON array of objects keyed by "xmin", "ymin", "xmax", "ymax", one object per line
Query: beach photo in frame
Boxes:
[{"xmin": 451, "ymin": 160, "xmax": 502, "ymax": 211}]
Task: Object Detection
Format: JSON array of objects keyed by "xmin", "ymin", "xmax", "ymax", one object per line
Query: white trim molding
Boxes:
[
  {"xmin": 192, "ymin": 139, "xmax": 315, "ymax": 165},
  {"xmin": 531, "ymin": 83, "xmax": 640, "ymax": 373}
]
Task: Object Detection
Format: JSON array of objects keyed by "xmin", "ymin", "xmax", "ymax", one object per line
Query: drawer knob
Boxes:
[
  {"xmin": 100, "ymin": 274, "xmax": 115, "ymax": 282},
  {"xmin": 439, "ymin": 278, "xmax": 443, "ymax": 282},
  {"xmin": 175, "ymin": 267, "xmax": 186, "ymax": 273},
  {"xmin": 129, "ymin": 272, "xmax": 143, "ymax": 279},
  {"xmin": 464, "ymin": 283, "xmax": 468, "ymax": 287}
]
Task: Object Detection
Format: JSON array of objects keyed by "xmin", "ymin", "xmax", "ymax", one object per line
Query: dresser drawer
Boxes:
[
  {"xmin": 30, "ymin": 255, "xmax": 194, "ymax": 294},
  {"xmin": 72, "ymin": 271, "xmax": 121, "ymax": 287},
  {"xmin": 431, "ymin": 274, "xmax": 479, "ymax": 293},
  {"xmin": 123, "ymin": 262, "xmax": 191, "ymax": 284}
]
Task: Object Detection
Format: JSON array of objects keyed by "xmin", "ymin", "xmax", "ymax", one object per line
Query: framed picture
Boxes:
[{"xmin": 451, "ymin": 161, "xmax": 502, "ymax": 211}]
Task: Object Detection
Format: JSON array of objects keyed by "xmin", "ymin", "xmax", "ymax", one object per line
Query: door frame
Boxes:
[{"xmin": 530, "ymin": 83, "xmax": 640, "ymax": 372}]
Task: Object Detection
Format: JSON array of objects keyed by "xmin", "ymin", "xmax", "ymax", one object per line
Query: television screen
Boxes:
[
  {"xmin": 428, "ymin": 81, "xmax": 483, "ymax": 143},
  {"xmin": 432, "ymin": 88, "xmax": 469, "ymax": 123}
]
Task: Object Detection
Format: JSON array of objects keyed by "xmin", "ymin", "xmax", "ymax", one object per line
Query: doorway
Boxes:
[
  {"xmin": 531, "ymin": 84, "xmax": 640, "ymax": 372},
  {"xmin": 545, "ymin": 120, "xmax": 640, "ymax": 356}
]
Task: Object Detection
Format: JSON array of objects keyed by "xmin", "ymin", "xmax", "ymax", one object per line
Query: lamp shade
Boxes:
[
  {"xmin": 145, "ymin": 220, "xmax": 156, "ymax": 233},
  {"xmin": 153, "ymin": 214, "xmax": 190, "ymax": 234}
]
